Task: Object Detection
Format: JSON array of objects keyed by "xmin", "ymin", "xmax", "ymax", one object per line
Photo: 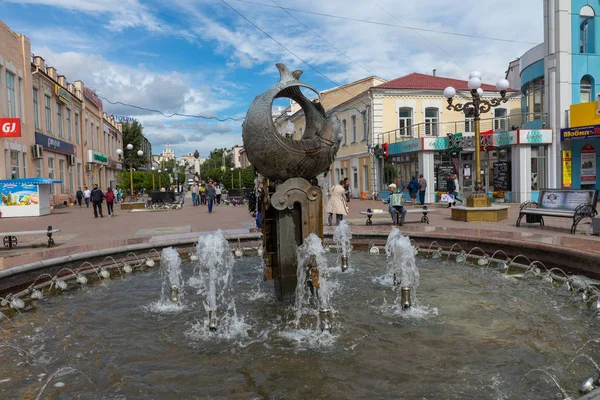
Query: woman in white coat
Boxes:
[
  {"xmin": 453, "ymin": 174, "xmax": 463, "ymax": 205},
  {"xmin": 328, "ymin": 180, "xmax": 349, "ymax": 226}
]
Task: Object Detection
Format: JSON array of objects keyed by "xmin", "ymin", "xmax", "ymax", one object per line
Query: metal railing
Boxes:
[{"xmin": 374, "ymin": 113, "xmax": 547, "ymax": 145}]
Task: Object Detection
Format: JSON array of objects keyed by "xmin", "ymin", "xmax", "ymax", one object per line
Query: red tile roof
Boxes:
[{"xmin": 375, "ymin": 72, "xmax": 514, "ymax": 92}]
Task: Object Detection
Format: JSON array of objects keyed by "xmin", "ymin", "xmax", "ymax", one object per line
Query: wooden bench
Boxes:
[
  {"xmin": 0, "ymin": 225, "xmax": 60, "ymax": 249},
  {"xmin": 360, "ymin": 206, "xmax": 435, "ymax": 226},
  {"xmin": 516, "ymin": 189, "xmax": 598, "ymax": 234}
]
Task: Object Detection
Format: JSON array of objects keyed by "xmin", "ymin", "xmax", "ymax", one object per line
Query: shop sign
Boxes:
[
  {"xmin": 0, "ymin": 118, "xmax": 21, "ymax": 138},
  {"xmin": 581, "ymin": 144, "xmax": 596, "ymax": 185},
  {"xmin": 104, "ymin": 123, "xmax": 118, "ymax": 138},
  {"xmin": 35, "ymin": 132, "xmax": 75, "ymax": 155},
  {"xmin": 562, "ymin": 150, "xmax": 572, "ymax": 188},
  {"xmin": 83, "ymin": 87, "xmax": 103, "ymax": 109},
  {"xmin": 109, "ymin": 159, "xmax": 123, "ymax": 170},
  {"xmin": 493, "ymin": 131, "xmax": 517, "ymax": 147},
  {"xmin": 560, "ymin": 125, "xmax": 600, "ymax": 141},
  {"xmin": 422, "ymin": 137, "xmax": 448, "ymax": 151},
  {"xmin": 388, "ymin": 139, "xmax": 422, "ymax": 154},
  {"xmin": 87, "ymin": 150, "xmax": 108, "ymax": 165},
  {"xmin": 519, "ymin": 129, "xmax": 552, "ymax": 144},
  {"xmin": 112, "ymin": 115, "xmax": 135, "ymax": 123},
  {"xmin": 54, "ymin": 84, "xmax": 71, "ymax": 105}
]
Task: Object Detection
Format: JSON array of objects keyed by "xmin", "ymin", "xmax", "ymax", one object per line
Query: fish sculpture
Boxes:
[{"xmin": 242, "ymin": 63, "xmax": 342, "ymax": 182}]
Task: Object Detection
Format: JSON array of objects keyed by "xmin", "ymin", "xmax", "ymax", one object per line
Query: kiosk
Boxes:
[{"xmin": 0, "ymin": 178, "xmax": 61, "ymax": 218}]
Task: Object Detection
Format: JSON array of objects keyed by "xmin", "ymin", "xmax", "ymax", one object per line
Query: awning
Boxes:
[{"xmin": 0, "ymin": 178, "xmax": 63, "ymax": 185}]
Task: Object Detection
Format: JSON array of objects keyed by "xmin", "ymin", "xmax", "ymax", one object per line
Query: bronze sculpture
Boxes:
[{"xmin": 242, "ymin": 63, "xmax": 342, "ymax": 182}]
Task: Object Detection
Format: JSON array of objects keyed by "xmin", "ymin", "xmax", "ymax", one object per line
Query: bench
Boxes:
[
  {"xmin": 0, "ymin": 226, "xmax": 60, "ymax": 249},
  {"xmin": 516, "ymin": 189, "xmax": 598, "ymax": 234},
  {"xmin": 360, "ymin": 206, "xmax": 435, "ymax": 226}
]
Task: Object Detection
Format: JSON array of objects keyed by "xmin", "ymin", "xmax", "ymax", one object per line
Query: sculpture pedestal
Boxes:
[
  {"xmin": 451, "ymin": 205, "xmax": 509, "ymax": 222},
  {"xmin": 262, "ymin": 178, "xmax": 323, "ymax": 301}
]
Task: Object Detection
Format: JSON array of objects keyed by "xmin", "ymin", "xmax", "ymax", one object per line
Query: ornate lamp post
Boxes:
[
  {"xmin": 443, "ymin": 72, "xmax": 510, "ymax": 207},
  {"xmin": 116, "ymin": 143, "xmax": 143, "ymax": 201},
  {"xmin": 151, "ymin": 166, "xmax": 156, "ymax": 191},
  {"xmin": 230, "ymin": 167, "xmax": 234, "ymax": 189},
  {"xmin": 158, "ymin": 169, "xmax": 162, "ymax": 188}
]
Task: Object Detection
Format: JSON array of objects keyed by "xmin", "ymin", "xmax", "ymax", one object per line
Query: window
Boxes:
[
  {"xmin": 398, "ymin": 107, "xmax": 412, "ymax": 136},
  {"xmin": 581, "ymin": 76, "xmax": 593, "ymax": 103},
  {"xmin": 342, "ymin": 119, "xmax": 347, "ymax": 145},
  {"xmin": 77, "ymin": 163, "xmax": 82, "ymax": 188},
  {"xmin": 85, "ymin": 118, "xmax": 88, "ymax": 145},
  {"xmin": 6, "ymin": 71, "xmax": 16, "ymax": 118},
  {"xmin": 75, "ymin": 113, "xmax": 80, "ymax": 143},
  {"xmin": 36, "ymin": 159, "xmax": 42, "ymax": 177},
  {"xmin": 66, "ymin": 108, "xmax": 71, "ymax": 140},
  {"xmin": 580, "ymin": 5, "xmax": 595, "ymax": 54},
  {"xmin": 361, "ymin": 113, "xmax": 367, "ymax": 141},
  {"xmin": 18, "ymin": 78, "xmax": 24, "ymax": 121},
  {"xmin": 59, "ymin": 159, "xmax": 65, "ymax": 193},
  {"xmin": 48, "ymin": 157, "xmax": 55, "ymax": 195},
  {"xmin": 10, "ymin": 150, "xmax": 20, "ymax": 179},
  {"xmin": 494, "ymin": 108, "xmax": 508, "ymax": 131},
  {"xmin": 464, "ymin": 106, "xmax": 474, "ymax": 132},
  {"xmin": 45, "ymin": 95, "xmax": 52, "ymax": 132},
  {"xmin": 351, "ymin": 115, "xmax": 357, "ymax": 143},
  {"xmin": 56, "ymin": 103, "xmax": 63, "ymax": 137},
  {"xmin": 531, "ymin": 146, "xmax": 546, "ymax": 190},
  {"xmin": 425, "ymin": 107, "xmax": 439, "ymax": 136},
  {"xmin": 525, "ymin": 78, "xmax": 545, "ymax": 121},
  {"xmin": 33, "ymin": 89, "xmax": 40, "ymax": 129}
]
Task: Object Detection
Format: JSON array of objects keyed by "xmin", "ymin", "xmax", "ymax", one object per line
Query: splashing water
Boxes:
[
  {"xmin": 148, "ymin": 247, "xmax": 185, "ymax": 312},
  {"xmin": 380, "ymin": 228, "xmax": 420, "ymax": 290},
  {"xmin": 333, "ymin": 220, "xmax": 352, "ymax": 269}
]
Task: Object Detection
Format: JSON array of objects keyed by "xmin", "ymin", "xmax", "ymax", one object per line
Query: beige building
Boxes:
[
  {"xmin": 0, "ymin": 21, "xmax": 34, "ymax": 183},
  {"xmin": 158, "ymin": 144, "xmax": 175, "ymax": 164},
  {"xmin": 232, "ymin": 145, "xmax": 250, "ymax": 168}
]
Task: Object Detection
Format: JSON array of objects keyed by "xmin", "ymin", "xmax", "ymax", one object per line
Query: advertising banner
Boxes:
[
  {"xmin": 0, "ymin": 118, "xmax": 21, "ymax": 138},
  {"xmin": 539, "ymin": 189, "xmax": 597, "ymax": 211},
  {"xmin": 35, "ymin": 132, "xmax": 75, "ymax": 155},
  {"xmin": 581, "ymin": 144, "xmax": 597, "ymax": 185},
  {"xmin": 562, "ymin": 150, "xmax": 572, "ymax": 188},
  {"xmin": 560, "ymin": 125, "xmax": 600, "ymax": 141},
  {"xmin": 0, "ymin": 181, "xmax": 40, "ymax": 217},
  {"xmin": 519, "ymin": 129, "xmax": 553, "ymax": 144}
]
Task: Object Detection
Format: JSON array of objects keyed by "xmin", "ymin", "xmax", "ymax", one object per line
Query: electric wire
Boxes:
[{"xmin": 228, "ymin": 0, "xmax": 539, "ymax": 45}]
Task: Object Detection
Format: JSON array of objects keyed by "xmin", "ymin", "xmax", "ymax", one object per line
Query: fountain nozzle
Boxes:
[
  {"xmin": 401, "ymin": 287, "xmax": 412, "ymax": 310},
  {"xmin": 580, "ymin": 377, "xmax": 596, "ymax": 394},
  {"xmin": 208, "ymin": 309, "xmax": 218, "ymax": 331},
  {"xmin": 341, "ymin": 255, "xmax": 349, "ymax": 272},
  {"xmin": 319, "ymin": 308, "xmax": 332, "ymax": 333},
  {"xmin": 170, "ymin": 285, "xmax": 179, "ymax": 302}
]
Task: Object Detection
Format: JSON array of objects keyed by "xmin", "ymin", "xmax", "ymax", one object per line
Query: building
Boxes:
[
  {"xmin": 140, "ymin": 135, "xmax": 152, "ymax": 170},
  {"xmin": 158, "ymin": 144, "xmax": 175, "ymax": 164},
  {"xmin": 31, "ymin": 55, "xmax": 84, "ymax": 205},
  {"xmin": 0, "ymin": 21, "xmax": 34, "ymax": 184},
  {"xmin": 102, "ymin": 113, "xmax": 123, "ymax": 187},
  {"xmin": 232, "ymin": 145, "xmax": 250, "ymax": 168}
]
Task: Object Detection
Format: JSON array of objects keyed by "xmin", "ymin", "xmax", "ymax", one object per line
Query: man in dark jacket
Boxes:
[
  {"xmin": 445, "ymin": 174, "xmax": 456, "ymax": 208},
  {"xmin": 206, "ymin": 180, "xmax": 216, "ymax": 214},
  {"xmin": 90, "ymin": 184, "xmax": 105, "ymax": 218}
]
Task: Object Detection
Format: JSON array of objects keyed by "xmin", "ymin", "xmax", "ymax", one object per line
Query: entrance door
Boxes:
[{"xmin": 459, "ymin": 153, "xmax": 473, "ymax": 196}]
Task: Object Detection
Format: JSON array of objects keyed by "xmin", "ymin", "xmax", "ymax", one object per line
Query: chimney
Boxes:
[
  {"xmin": 47, "ymin": 66, "xmax": 56, "ymax": 80},
  {"xmin": 67, "ymin": 83, "xmax": 75, "ymax": 94},
  {"xmin": 33, "ymin": 56, "xmax": 45, "ymax": 70},
  {"xmin": 58, "ymin": 75, "xmax": 67, "ymax": 87},
  {"xmin": 433, "ymin": 69, "xmax": 436, "ymax": 77}
]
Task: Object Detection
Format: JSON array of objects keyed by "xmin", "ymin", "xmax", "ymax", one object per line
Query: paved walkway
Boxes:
[{"xmin": 1, "ymin": 197, "xmax": 599, "ymax": 269}]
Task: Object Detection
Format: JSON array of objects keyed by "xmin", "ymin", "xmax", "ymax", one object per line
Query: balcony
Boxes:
[{"xmin": 374, "ymin": 113, "xmax": 548, "ymax": 145}]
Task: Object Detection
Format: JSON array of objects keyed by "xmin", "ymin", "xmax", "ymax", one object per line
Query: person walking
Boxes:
[
  {"xmin": 206, "ymin": 180, "xmax": 216, "ymax": 214},
  {"xmin": 215, "ymin": 183, "xmax": 222, "ymax": 206},
  {"xmin": 200, "ymin": 183, "xmax": 206, "ymax": 205},
  {"xmin": 191, "ymin": 183, "xmax": 198, "ymax": 206},
  {"xmin": 418, "ymin": 174, "xmax": 427, "ymax": 205},
  {"xmin": 452, "ymin": 174, "xmax": 463, "ymax": 205},
  {"xmin": 90, "ymin": 184, "xmax": 105, "ymax": 218},
  {"xmin": 76, "ymin": 187, "xmax": 83, "ymax": 208},
  {"xmin": 445, "ymin": 174, "xmax": 456, "ymax": 208},
  {"xmin": 329, "ymin": 180, "xmax": 349, "ymax": 225},
  {"xmin": 105, "ymin": 187, "xmax": 115, "ymax": 217},
  {"xmin": 343, "ymin": 177, "xmax": 350, "ymax": 202},
  {"xmin": 84, "ymin": 186, "xmax": 91, "ymax": 208},
  {"xmin": 407, "ymin": 176, "xmax": 419, "ymax": 206}
]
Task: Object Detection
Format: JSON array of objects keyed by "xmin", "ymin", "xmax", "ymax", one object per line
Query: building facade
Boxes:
[{"xmin": 158, "ymin": 144, "xmax": 175, "ymax": 164}]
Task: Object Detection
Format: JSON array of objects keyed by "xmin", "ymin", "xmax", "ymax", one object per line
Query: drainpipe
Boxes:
[{"xmin": 368, "ymin": 90, "xmax": 377, "ymax": 198}]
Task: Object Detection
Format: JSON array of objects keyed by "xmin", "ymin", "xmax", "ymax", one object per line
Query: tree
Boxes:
[
  {"xmin": 383, "ymin": 161, "xmax": 397, "ymax": 186},
  {"xmin": 121, "ymin": 120, "xmax": 145, "ymax": 169}
]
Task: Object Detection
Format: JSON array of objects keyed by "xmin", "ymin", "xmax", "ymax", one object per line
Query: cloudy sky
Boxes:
[{"xmin": 1, "ymin": 0, "xmax": 543, "ymax": 157}]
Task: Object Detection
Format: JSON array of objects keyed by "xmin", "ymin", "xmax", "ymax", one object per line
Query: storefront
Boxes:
[
  {"xmin": 560, "ymin": 125, "xmax": 600, "ymax": 190},
  {"xmin": 34, "ymin": 132, "xmax": 76, "ymax": 204},
  {"xmin": 87, "ymin": 150, "xmax": 108, "ymax": 188}
]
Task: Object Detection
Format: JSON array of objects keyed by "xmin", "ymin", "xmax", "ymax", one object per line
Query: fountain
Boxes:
[
  {"xmin": 332, "ymin": 220, "xmax": 352, "ymax": 272},
  {"xmin": 384, "ymin": 228, "xmax": 420, "ymax": 309},
  {"xmin": 159, "ymin": 247, "xmax": 184, "ymax": 305}
]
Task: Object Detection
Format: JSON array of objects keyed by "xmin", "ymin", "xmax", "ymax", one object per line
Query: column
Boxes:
[
  {"xmin": 418, "ymin": 151, "xmax": 435, "ymax": 204},
  {"xmin": 512, "ymin": 145, "xmax": 532, "ymax": 203}
]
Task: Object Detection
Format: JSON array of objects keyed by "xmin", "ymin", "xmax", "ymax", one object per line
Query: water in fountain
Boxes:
[
  {"xmin": 148, "ymin": 247, "xmax": 185, "ymax": 313},
  {"xmin": 187, "ymin": 230, "xmax": 250, "ymax": 340},
  {"xmin": 332, "ymin": 220, "xmax": 352, "ymax": 271}
]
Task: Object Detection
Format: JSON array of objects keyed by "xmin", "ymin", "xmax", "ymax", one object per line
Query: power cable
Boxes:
[{"xmin": 228, "ymin": 0, "xmax": 539, "ymax": 45}]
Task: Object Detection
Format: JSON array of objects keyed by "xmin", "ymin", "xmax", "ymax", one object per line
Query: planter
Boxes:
[{"xmin": 494, "ymin": 198, "xmax": 505, "ymax": 203}]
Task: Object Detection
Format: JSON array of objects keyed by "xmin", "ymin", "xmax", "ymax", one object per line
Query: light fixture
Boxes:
[
  {"xmin": 468, "ymin": 70, "xmax": 482, "ymax": 80},
  {"xmin": 126, "ymin": 143, "xmax": 133, "ymax": 150},
  {"xmin": 476, "ymin": 88, "xmax": 484, "ymax": 96},
  {"xmin": 496, "ymin": 78, "xmax": 510, "ymax": 91},
  {"xmin": 116, "ymin": 148, "xmax": 123, "ymax": 156},
  {"xmin": 151, "ymin": 167, "xmax": 155, "ymax": 171},
  {"xmin": 137, "ymin": 150, "xmax": 143, "ymax": 157},
  {"xmin": 158, "ymin": 169, "xmax": 161, "ymax": 173},
  {"xmin": 468, "ymin": 77, "xmax": 481, "ymax": 90},
  {"xmin": 443, "ymin": 86, "xmax": 456, "ymax": 98}
]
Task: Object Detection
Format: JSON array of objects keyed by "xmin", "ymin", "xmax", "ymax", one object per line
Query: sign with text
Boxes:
[
  {"xmin": 581, "ymin": 144, "xmax": 596, "ymax": 185},
  {"xmin": 83, "ymin": 87, "xmax": 103, "ymax": 110},
  {"xmin": 539, "ymin": 189, "xmax": 597, "ymax": 211},
  {"xmin": 87, "ymin": 150, "xmax": 108, "ymax": 165},
  {"xmin": 492, "ymin": 130, "xmax": 518, "ymax": 147},
  {"xmin": 519, "ymin": 129, "xmax": 552, "ymax": 144},
  {"xmin": 35, "ymin": 132, "xmax": 75, "ymax": 155},
  {"xmin": 560, "ymin": 125, "xmax": 600, "ymax": 141},
  {"xmin": 562, "ymin": 150, "xmax": 572, "ymax": 188},
  {"xmin": 436, "ymin": 164, "xmax": 456, "ymax": 191},
  {"xmin": 422, "ymin": 136, "xmax": 448, "ymax": 151},
  {"xmin": 0, "ymin": 118, "xmax": 21, "ymax": 138},
  {"xmin": 493, "ymin": 161, "xmax": 511, "ymax": 190},
  {"xmin": 112, "ymin": 115, "xmax": 135, "ymax": 123},
  {"xmin": 54, "ymin": 84, "xmax": 71, "ymax": 104},
  {"xmin": 388, "ymin": 138, "xmax": 422, "ymax": 154}
]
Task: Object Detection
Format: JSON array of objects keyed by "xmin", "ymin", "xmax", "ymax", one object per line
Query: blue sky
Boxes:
[{"xmin": 1, "ymin": 0, "xmax": 543, "ymax": 157}]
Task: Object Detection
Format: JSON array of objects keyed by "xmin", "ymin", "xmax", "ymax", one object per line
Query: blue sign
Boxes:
[
  {"xmin": 35, "ymin": 132, "xmax": 75, "ymax": 155},
  {"xmin": 388, "ymin": 139, "xmax": 422, "ymax": 155}
]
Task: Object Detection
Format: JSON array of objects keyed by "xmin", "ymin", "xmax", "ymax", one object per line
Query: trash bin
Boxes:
[{"xmin": 526, "ymin": 214, "xmax": 542, "ymax": 223}]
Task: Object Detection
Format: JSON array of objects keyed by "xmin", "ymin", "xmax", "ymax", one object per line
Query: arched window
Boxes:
[
  {"xmin": 580, "ymin": 5, "xmax": 595, "ymax": 54},
  {"xmin": 581, "ymin": 76, "xmax": 593, "ymax": 103}
]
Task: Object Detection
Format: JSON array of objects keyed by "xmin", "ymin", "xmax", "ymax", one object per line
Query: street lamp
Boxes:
[
  {"xmin": 116, "ymin": 143, "xmax": 144, "ymax": 202},
  {"xmin": 443, "ymin": 73, "xmax": 510, "ymax": 207},
  {"xmin": 158, "ymin": 169, "xmax": 162, "ymax": 188},
  {"xmin": 151, "ymin": 166, "xmax": 156, "ymax": 191},
  {"xmin": 230, "ymin": 167, "xmax": 234, "ymax": 189}
]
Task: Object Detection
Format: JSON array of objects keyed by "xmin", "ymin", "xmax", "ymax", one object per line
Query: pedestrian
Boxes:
[
  {"xmin": 191, "ymin": 183, "xmax": 198, "ymax": 206},
  {"xmin": 105, "ymin": 187, "xmax": 115, "ymax": 216},
  {"xmin": 115, "ymin": 187, "xmax": 122, "ymax": 203},
  {"xmin": 418, "ymin": 174, "xmax": 427, "ymax": 205},
  {"xmin": 248, "ymin": 178, "xmax": 264, "ymax": 230},
  {"xmin": 446, "ymin": 174, "xmax": 456, "ymax": 208},
  {"xmin": 215, "ymin": 183, "xmax": 222, "ymax": 206},
  {"xmin": 90, "ymin": 184, "xmax": 105, "ymax": 218},
  {"xmin": 200, "ymin": 183, "xmax": 206, "ymax": 205},
  {"xmin": 76, "ymin": 187, "xmax": 83, "ymax": 207},
  {"xmin": 329, "ymin": 180, "xmax": 349, "ymax": 225},
  {"xmin": 206, "ymin": 180, "xmax": 216, "ymax": 214},
  {"xmin": 382, "ymin": 183, "xmax": 407, "ymax": 225},
  {"xmin": 84, "ymin": 186, "xmax": 91, "ymax": 208},
  {"xmin": 453, "ymin": 174, "xmax": 463, "ymax": 205},
  {"xmin": 343, "ymin": 177, "xmax": 350, "ymax": 202},
  {"xmin": 407, "ymin": 176, "xmax": 419, "ymax": 206}
]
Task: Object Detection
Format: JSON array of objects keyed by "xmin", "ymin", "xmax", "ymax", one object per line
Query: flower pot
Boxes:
[{"xmin": 494, "ymin": 198, "xmax": 505, "ymax": 203}]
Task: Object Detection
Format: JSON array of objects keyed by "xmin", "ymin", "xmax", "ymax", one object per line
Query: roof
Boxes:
[
  {"xmin": 375, "ymin": 72, "xmax": 516, "ymax": 92},
  {"xmin": 0, "ymin": 178, "xmax": 62, "ymax": 185}
]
